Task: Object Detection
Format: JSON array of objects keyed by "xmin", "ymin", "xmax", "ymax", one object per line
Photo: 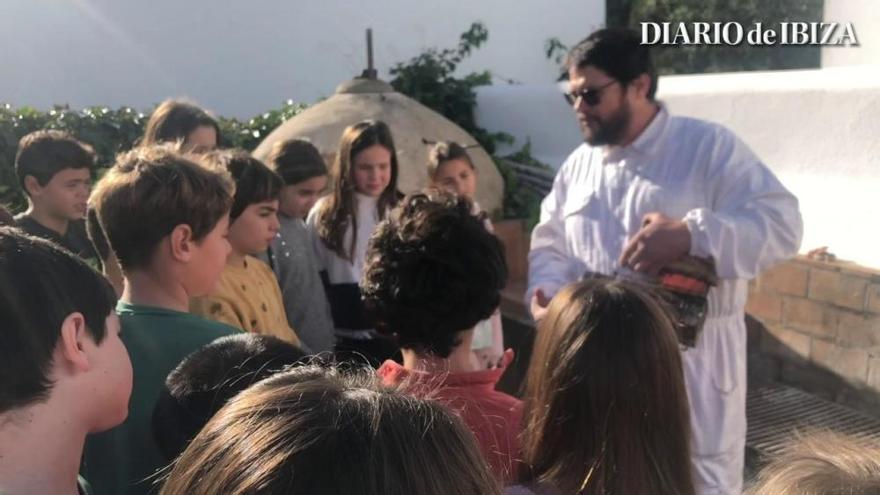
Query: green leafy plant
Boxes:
[
  {"xmin": 390, "ymin": 22, "xmax": 552, "ymax": 221},
  {"xmin": 545, "ymin": 37, "xmax": 570, "ymax": 66},
  {"xmin": 0, "ymin": 101, "xmax": 306, "ymax": 213},
  {"xmin": 220, "ymin": 100, "xmax": 307, "ymax": 150},
  {"xmin": 498, "ymin": 141, "xmax": 554, "ymax": 229},
  {"xmin": 389, "ymin": 22, "xmax": 513, "ymax": 155}
]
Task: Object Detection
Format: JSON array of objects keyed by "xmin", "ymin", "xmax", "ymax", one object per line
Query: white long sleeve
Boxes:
[
  {"xmin": 684, "ymin": 129, "xmax": 803, "ymax": 280},
  {"xmin": 526, "ymin": 152, "xmax": 586, "ymax": 304}
]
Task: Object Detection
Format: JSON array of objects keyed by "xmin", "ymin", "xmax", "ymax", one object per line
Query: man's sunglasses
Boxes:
[{"xmin": 563, "ymin": 80, "xmax": 618, "ymax": 107}]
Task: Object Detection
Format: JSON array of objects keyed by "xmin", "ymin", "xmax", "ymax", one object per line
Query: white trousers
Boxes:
[{"xmin": 682, "ymin": 313, "xmax": 748, "ymax": 494}]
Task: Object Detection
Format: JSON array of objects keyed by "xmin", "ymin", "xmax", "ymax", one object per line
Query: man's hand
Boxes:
[
  {"xmin": 530, "ymin": 288, "xmax": 551, "ymax": 323},
  {"xmin": 619, "ymin": 212, "xmax": 691, "ymax": 274}
]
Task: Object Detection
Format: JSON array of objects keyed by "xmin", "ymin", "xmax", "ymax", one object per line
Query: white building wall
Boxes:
[
  {"xmin": 822, "ymin": 0, "xmax": 880, "ymax": 67},
  {"xmin": 0, "ymin": 0, "xmax": 603, "ymax": 118}
]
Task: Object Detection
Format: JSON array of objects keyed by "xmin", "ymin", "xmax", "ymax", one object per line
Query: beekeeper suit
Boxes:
[{"xmin": 527, "ymin": 29, "xmax": 803, "ymax": 494}]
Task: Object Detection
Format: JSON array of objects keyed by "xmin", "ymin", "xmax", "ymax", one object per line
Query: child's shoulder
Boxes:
[
  {"xmin": 213, "ymin": 256, "xmax": 274, "ymax": 286},
  {"xmin": 244, "ymin": 255, "xmax": 276, "ymax": 278},
  {"xmin": 119, "ymin": 302, "xmax": 241, "ymax": 337},
  {"xmin": 14, "ymin": 213, "xmax": 53, "ymax": 238}
]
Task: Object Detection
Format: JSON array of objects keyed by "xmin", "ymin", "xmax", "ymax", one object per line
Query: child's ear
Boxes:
[
  {"xmin": 23, "ymin": 175, "xmax": 43, "ymax": 197},
  {"xmin": 169, "ymin": 224, "xmax": 196, "ymax": 262},
  {"xmin": 59, "ymin": 312, "xmax": 91, "ymax": 373}
]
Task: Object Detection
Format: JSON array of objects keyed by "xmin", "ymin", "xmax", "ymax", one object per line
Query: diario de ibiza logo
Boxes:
[{"xmin": 640, "ymin": 22, "xmax": 859, "ymax": 46}]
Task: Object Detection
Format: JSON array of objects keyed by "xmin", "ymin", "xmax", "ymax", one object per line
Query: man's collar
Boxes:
[{"xmin": 602, "ymin": 103, "xmax": 668, "ymax": 162}]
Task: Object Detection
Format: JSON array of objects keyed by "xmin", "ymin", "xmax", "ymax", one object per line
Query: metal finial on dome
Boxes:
[{"xmin": 360, "ymin": 28, "xmax": 378, "ymax": 80}]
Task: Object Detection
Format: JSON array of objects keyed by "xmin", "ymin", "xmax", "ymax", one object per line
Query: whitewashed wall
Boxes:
[
  {"xmin": 0, "ymin": 0, "xmax": 603, "ymax": 118},
  {"xmin": 822, "ymin": 0, "xmax": 880, "ymax": 67},
  {"xmin": 475, "ymin": 64, "xmax": 880, "ymax": 269}
]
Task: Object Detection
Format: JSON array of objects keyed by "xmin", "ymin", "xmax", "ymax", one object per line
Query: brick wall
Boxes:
[{"xmin": 747, "ymin": 257, "xmax": 880, "ymax": 414}]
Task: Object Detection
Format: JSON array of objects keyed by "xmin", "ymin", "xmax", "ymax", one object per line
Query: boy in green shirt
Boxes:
[
  {"xmin": 82, "ymin": 144, "xmax": 241, "ymax": 494},
  {"xmin": 0, "ymin": 227, "xmax": 132, "ymax": 495}
]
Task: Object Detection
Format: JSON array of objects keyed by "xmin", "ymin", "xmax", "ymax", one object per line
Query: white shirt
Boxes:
[
  {"xmin": 307, "ymin": 192, "xmax": 380, "ymax": 286},
  {"xmin": 306, "ymin": 192, "xmax": 384, "ymax": 337}
]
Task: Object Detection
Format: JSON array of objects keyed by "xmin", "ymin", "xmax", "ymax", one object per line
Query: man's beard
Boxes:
[{"xmin": 580, "ymin": 101, "xmax": 632, "ymax": 146}]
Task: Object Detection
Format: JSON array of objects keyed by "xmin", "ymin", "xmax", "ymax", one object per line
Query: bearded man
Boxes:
[{"xmin": 527, "ymin": 28, "xmax": 803, "ymax": 494}]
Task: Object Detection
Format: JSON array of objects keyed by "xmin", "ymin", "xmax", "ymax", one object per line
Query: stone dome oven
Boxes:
[{"xmin": 252, "ymin": 77, "xmax": 504, "ymax": 216}]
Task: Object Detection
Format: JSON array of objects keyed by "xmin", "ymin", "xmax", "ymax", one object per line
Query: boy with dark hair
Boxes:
[
  {"xmin": 83, "ymin": 144, "xmax": 242, "ymax": 495},
  {"xmin": 152, "ymin": 333, "xmax": 308, "ymax": 461},
  {"xmin": 190, "ymin": 149, "xmax": 301, "ymax": 346},
  {"xmin": 0, "ymin": 227, "xmax": 132, "ymax": 495},
  {"xmin": 14, "ymin": 129, "xmax": 99, "ymax": 267},
  {"xmin": 261, "ymin": 139, "xmax": 335, "ymax": 353},
  {"xmin": 362, "ymin": 189, "xmax": 522, "ymax": 483}
]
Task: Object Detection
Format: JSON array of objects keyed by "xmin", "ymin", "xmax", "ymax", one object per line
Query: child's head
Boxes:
[
  {"xmin": 90, "ymin": 145, "xmax": 234, "ymax": 295},
  {"xmin": 0, "ymin": 226, "xmax": 131, "ymax": 431},
  {"xmin": 746, "ymin": 431, "xmax": 880, "ymax": 495},
  {"xmin": 202, "ymin": 149, "xmax": 282, "ymax": 256},
  {"xmin": 152, "ymin": 334, "xmax": 308, "ymax": 461},
  {"xmin": 361, "ymin": 189, "xmax": 507, "ymax": 357},
  {"xmin": 317, "ymin": 120, "xmax": 402, "ymax": 261},
  {"xmin": 335, "ymin": 120, "xmax": 398, "ymax": 199},
  {"xmin": 142, "ymin": 99, "xmax": 221, "ymax": 152},
  {"xmin": 15, "ymin": 130, "xmax": 95, "ymax": 220},
  {"xmin": 160, "ymin": 365, "xmax": 499, "ymax": 495},
  {"xmin": 266, "ymin": 139, "xmax": 328, "ymax": 219},
  {"xmin": 427, "ymin": 141, "xmax": 478, "ymax": 200},
  {"xmin": 522, "ymin": 278, "xmax": 693, "ymax": 495}
]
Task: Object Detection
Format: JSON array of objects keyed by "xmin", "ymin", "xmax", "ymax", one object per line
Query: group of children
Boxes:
[
  {"xmin": 0, "ymin": 98, "xmax": 511, "ymax": 493},
  {"xmin": 1, "ymin": 98, "xmax": 879, "ymax": 495}
]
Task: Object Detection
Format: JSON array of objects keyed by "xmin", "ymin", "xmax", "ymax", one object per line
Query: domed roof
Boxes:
[{"xmin": 252, "ymin": 77, "xmax": 503, "ymax": 215}]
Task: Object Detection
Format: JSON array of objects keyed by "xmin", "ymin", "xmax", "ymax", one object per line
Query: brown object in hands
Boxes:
[
  {"xmin": 658, "ymin": 257, "xmax": 718, "ymax": 347},
  {"xmin": 612, "ymin": 256, "xmax": 718, "ymax": 347}
]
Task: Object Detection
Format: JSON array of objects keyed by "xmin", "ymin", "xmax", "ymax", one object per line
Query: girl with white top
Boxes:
[{"xmin": 306, "ymin": 120, "xmax": 402, "ymax": 366}]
